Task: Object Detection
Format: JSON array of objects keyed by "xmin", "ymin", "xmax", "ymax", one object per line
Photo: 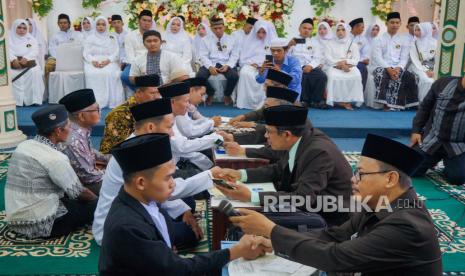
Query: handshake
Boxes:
[{"xmin": 229, "ymin": 234, "xmax": 273, "ymax": 261}]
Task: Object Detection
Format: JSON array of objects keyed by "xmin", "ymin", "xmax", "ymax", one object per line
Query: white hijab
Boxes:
[
  {"xmin": 26, "ymin": 18, "xmax": 46, "ymax": 44},
  {"xmin": 87, "ymin": 16, "xmax": 114, "ymax": 48},
  {"xmin": 317, "ymin": 22, "xmax": 334, "ymax": 44},
  {"xmin": 364, "ymin": 23, "xmax": 382, "ymax": 44},
  {"xmin": 430, "ymin": 22, "xmax": 439, "ymax": 40},
  {"xmin": 239, "ymin": 20, "xmax": 277, "ymax": 66},
  {"xmin": 335, "ymin": 23, "xmax": 351, "ymax": 44},
  {"xmin": 81, "ymin": 17, "xmax": 95, "ymax": 38},
  {"xmin": 164, "ymin": 17, "xmax": 190, "ymax": 44},
  {"xmin": 414, "ymin": 22, "xmax": 437, "ymax": 52},
  {"xmin": 8, "ymin": 19, "xmax": 37, "ymax": 58}
]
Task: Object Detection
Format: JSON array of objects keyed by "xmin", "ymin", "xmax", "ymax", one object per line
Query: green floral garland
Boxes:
[
  {"xmin": 310, "ymin": 0, "xmax": 336, "ymax": 16},
  {"xmin": 371, "ymin": 0, "xmax": 398, "ymax": 21},
  {"xmin": 82, "ymin": 0, "xmax": 104, "ymax": 9},
  {"xmin": 31, "ymin": 0, "xmax": 53, "ymax": 18}
]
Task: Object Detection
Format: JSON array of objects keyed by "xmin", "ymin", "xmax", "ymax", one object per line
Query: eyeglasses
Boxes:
[
  {"xmin": 81, "ymin": 106, "xmax": 101, "ymax": 113},
  {"xmin": 353, "ymin": 168, "xmax": 391, "ymax": 182},
  {"xmin": 216, "ymin": 41, "xmax": 223, "ymax": 52}
]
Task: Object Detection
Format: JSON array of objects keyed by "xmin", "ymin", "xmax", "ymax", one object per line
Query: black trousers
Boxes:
[
  {"xmin": 300, "ymin": 68, "xmax": 327, "ymax": 104},
  {"xmin": 413, "ymin": 146, "xmax": 465, "ymax": 185},
  {"xmin": 196, "ymin": 66, "xmax": 239, "ymax": 97},
  {"xmin": 357, "ymin": 62, "xmax": 368, "ymax": 91},
  {"xmin": 49, "ymin": 197, "xmax": 97, "ymax": 238}
]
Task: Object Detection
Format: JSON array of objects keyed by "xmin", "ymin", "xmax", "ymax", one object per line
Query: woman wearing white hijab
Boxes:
[
  {"xmin": 315, "ymin": 22, "xmax": 334, "ymax": 50},
  {"xmin": 409, "ymin": 22, "xmax": 437, "ymax": 101},
  {"xmin": 163, "ymin": 16, "xmax": 193, "ymax": 75},
  {"xmin": 235, "ymin": 20, "xmax": 277, "ymax": 109},
  {"xmin": 26, "ymin": 18, "xmax": 47, "ymax": 69},
  {"xmin": 363, "ymin": 23, "xmax": 382, "ymax": 59},
  {"xmin": 324, "ymin": 23, "xmax": 363, "ymax": 110},
  {"xmin": 83, "ymin": 16, "xmax": 124, "ymax": 108},
  {"xmin": 192, "ymin": 22, "xmax": 211, "ymax": 67},
  {"xmin": 8, "ymin": 19, "xmax": 45, "ymax": 106},
  {"xmin": 431, "ymin": 22, "xmax": 439, "ymax": 40},
  {"xmin": 81, "ymin": 17, "xmax": 95, "ymax": 40}
]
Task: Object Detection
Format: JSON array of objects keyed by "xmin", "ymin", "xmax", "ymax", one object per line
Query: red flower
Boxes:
[
  {"xmin": 217, "ymin": 3, "xmax": 226, "ymax": 12},
  {"xmin": 252, "ymin": 4, "xmax": 259, "ymax": 12},
  {"xmin": 193, "ymin": 17, "xmax": 201, "ymax": 26},
  {"xmin": 157, "ymin": 5, "xmax": 165, "ymax": 12},
  {"xmin": 237, "ymin": 13, "xmax": 246, "ymax": 21},
  {"xmin": 271, "ymin": 12, "xmax": 282, "ymax": 20}
]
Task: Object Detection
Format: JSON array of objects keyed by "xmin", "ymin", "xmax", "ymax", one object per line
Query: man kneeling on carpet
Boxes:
[
  {"xmin": 99, "ymin": 133, "xmax": 270, "ymax": 275},
  {"xmin": 5, "ymin": 105, "xmax": 97, "ymax": 239}
]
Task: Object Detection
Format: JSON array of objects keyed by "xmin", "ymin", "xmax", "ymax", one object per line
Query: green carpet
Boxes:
[{"xmin": 1, "ymin": 153, "xmax": 464, "ymax": 275}]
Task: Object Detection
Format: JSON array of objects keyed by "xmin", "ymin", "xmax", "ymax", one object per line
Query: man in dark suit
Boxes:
[
  {"xmin": 229, "ymin": 134, "xmax": 443, "ymax": 275},
  {"xmin": 215, "ymin": 105, "xmax": 353, "ymax": 226},
  {"xmin": 99, "ymin": 134, "xmax": 270, "ymax": 275}
]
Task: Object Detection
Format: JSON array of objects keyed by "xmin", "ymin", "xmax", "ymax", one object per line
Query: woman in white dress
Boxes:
[
  {"xmin": 83, "ymin": 16, "xmax": 124, "ymax": 108},
  {"xmin": 235, "ymin": 20, "xmax": 277, "ymax": 109},
  {"xmin": 364, "ymin": 23, "xmax": 382, "ymax": 57},
  {"xmin": 192, "ymin": 23, "xmax": 211, "ymax": 67},
  {"xmin": 81, "ymin": 17, "xmax": 94, "ymax": 40},
  {"xmin": 315, "ymin": 22, "xmax": 334, "ymax": 50},
  {"xmin": 163, "ymin": 17, "xmax": 193, "ymax": 75},
  {"xmin": 324, "ymin": 23, "xmax": 363, "ymax": 110},
  {"xmin": 8, "ymin": 19, "xmax": 45, "ymax": 106},
  {"xmin": 26, "ymin": 18, "xmax": 47, "ymax": 69},
  {"xmin": 409, "ymin": 22, "xmax": 437, "ymax": 102}
]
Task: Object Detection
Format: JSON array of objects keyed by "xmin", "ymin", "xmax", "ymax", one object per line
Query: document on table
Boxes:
[
  {"xmin": 215, "ymin": 145, "xmax": 265, "ymax": 160},
  {"xmin": 210, "ymin": 182, "xmax": 276, "ymax": 208},
  {"xmin": 221, "ymin": 117, "xmax": 231, "ymax": 123},
  {"xmin": 228, "ymin": 253, "xmax": 317, "ymax": 276}
]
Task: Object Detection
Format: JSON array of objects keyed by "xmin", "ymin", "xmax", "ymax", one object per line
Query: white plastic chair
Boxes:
[{"xmin": 48, "ymin": 43, "xmax": 86, "ymax": 103}]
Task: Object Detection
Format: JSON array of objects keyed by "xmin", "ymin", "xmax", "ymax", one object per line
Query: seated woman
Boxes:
[
  {"xmin": 163, "ymin": 17, "xmax": 193, "ymax": 76},
  {"xmin": 26, "ymin": 18, "xmax": 47, "ymax": 70},
  {"xmin": 81, "ymin": 16, "xmax": 94, "ymax": 40},
  {"xmin": 409, "ymin": 22, "xmax": 436, "ymax": 102},
  {"xmin": 5, "ymin": 105, "xmax": 97, "ymax": 239},
  {"xmin": 192, "ymin": 22, "xmax": 211, "ymax": 69},
  {"xmin": 315, "ymin": 21, "xmax": 334, "ymax": 50},
  {"xmin": 236, "ymin": 21, "xmax": 277, "ymax": 109},
  {"xmin": 8, "ymin": 19, "xmax": 45, "ymax": 106},
  {"xmin": 83, "ymin": 16, "xmax": 124, "ymax": 108},
  {"xmin": 324, "ymin": 23, "xmax": 364, "ymax": 110}
]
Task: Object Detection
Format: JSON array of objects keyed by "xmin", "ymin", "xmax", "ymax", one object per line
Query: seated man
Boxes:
[
  {"xmin": 159, "ymin": 82, "xmax": 224, "ymax": 177},
  {"xmin": 256, "ymin": 38, "xmax": 302, "ymax": 96},
  {"xmin": 223, "ymin": 86, "xmax": 300, "ymax": 162},
  {"xmin": 288, "ymin": 18, "xmax": 327, "ymax": 108},
  {"xmin": 59, "ymin": 89, "xmax": 110, "ymax": 195},
  {"xmin": 5, "ymin": 105, "xmax": 97, "ymax": 239},
  {"xmin": 411, "ymin": 75, "xmax": 465, "ymax": 185},
  {"xmin": 349, "ymin": 17, "xmax": 370, "ymax": 91},
  {"xmin": 229, "ymin": 69, "xmax": 293, "ymax": 129},
  {"xmin": 99, "ymin": 74, "xmax": 160, "ymax": 154},
  {"xmin": 99, "ymin": 133, "xmax": 269, "ymax": 275},
  {"xmin": 230, "ymin": 134, "xmax": 442, "ymax": 275},
  {"xmin": 175, "ymin": 77, "xmax": 222, "ymax": 138},
  {"xmin": 94, "ymin": 98, "xmax": 220, "ymax": 246},
  {"xmin": 129, "ymin": 30, "xmax": 183, "ymax": 85},
  {"xmin": 216, "ymin": 105, "xmax": 353, "ymax": 226},
  {"xmin": 371, "ymin": 12, "xmax": 418, "ymax": 110},
  {"xmin": 121, "ymin": 9, "xmax": 153, "ymax": 90},
  {"xmin": 46, "ymin": 13, "xmax": 83, "ymax": 85},
  {"xmin": 196, "ymin": 17, "xmax": 240, "ymax": 105}
]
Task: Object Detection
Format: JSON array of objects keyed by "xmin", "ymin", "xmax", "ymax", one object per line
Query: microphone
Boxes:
[{"xmin": 218, "ymin": 200, "xmax": 241, "ymax": 217}]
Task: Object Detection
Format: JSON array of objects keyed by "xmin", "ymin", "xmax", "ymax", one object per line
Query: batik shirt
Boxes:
[
  {"xmin": 60, "ymin": 122, "xmax": 110, "ymax": 185},
  {"xmin": 99, "ymin": 96, "xmax": 138, "ymax": 154}
]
